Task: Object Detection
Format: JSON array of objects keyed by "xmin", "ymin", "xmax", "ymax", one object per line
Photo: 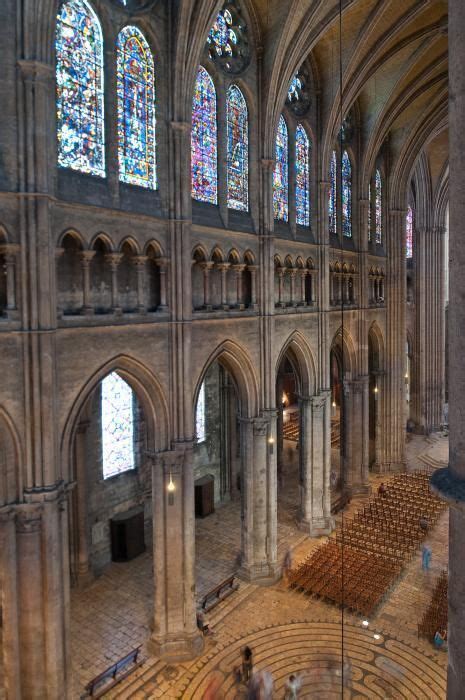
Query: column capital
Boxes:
[
  {"xmin": 79, "ymin": 250, "xmax": 96, "ymax": 264},
  {"xmin": 104, "ymin": 253, "xmax": 124, "ymax": 267},
  {"xmin": 231, "ymin": 263, "xmax": 246, "ymax": 274},
  {"xmin": 155, "ymin": 256, "xmax": 169, "ymax": 269},
  {"xmin": 216, "ymin": 262, "xmax": 231, "ymax": 271},
  {"xmin": 252, "ymin": 418, "xmax": 269, "ymax": 436},
  {"xmin": 132, "ymin": 255, "xmax": 148, "ymax": 267},
  {"xmin": 0, "ymin": 243, "xmax": 20, "ymax": 258},
  {"xmin": 246, "ymin": 264, "xmax": 258, "ymax": 272},
  {"xmin": 16, "ymin": 504, "xmax": 43, "ymax": 534},
  {"xmin": 17, "ymin": 59, "xmax": 54, "ymax": 81},
  {"xmin": 170, "ymin": 120, "xmax": 191, "ymax": 133},
  {"xmin": 199, "ymin": 261, "xmax": 215, "ymax": 272},
  {"xmin": 260, "ymin": 158, "xmax": 275, "ymax": 172}
]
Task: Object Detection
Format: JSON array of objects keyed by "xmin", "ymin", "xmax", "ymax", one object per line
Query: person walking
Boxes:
[
  {"xmin": 283, "ymin": 547, "xmax": 293, "ymax": 582},
  {"xmin": 241, "ymin": 646, "xmax": 253, "ymax": 683}
]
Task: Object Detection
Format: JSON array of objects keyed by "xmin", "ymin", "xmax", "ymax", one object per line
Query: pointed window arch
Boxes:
[
  {"xmin": 273, "ymin": 115, "xmax": 288, "ymax": 221},
  {"xmin": 56, "ymin": 0, "xmax": 105, "ymax": 177},
  {"xmin": 191, "ymin": 66, "xmax": 217, "ymax": 204},
  {"xmin": 296, "ymin": 124, "xmax": 311, "ymax": 227},
  {"xmin": 227, "ymin": 85, "xmax": 248, "ymax": 211},
  {"xmin": 195, "ymin": 380, "xmax": 206, "ymax": 443},
  {"xmin": 116, "ymin": 26, "xmax": 156, "ymax": 189},
  {"xmin": 101, "ymin": 372, "xmax": 135, "ymax": 479},
  {"xmin": 406, "ymin": 206, "xmax": 413, "ymax": 258},
  {"xmin": 342, "ymin": 150, "xmax": 352, "ymax": 237},
  {"xmin": 368, "ymin": 181, "xmax": 372, "ymax": 242},
  {"xmin": 328, "ymin": 150, "xmax": 337, "ymax": 235},
  {"xmin": 375, "ymin": 169, "xmax": 382, "ymax": 244}
]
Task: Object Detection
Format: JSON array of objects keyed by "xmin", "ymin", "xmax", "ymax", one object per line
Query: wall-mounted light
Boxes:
[
  {"xmin": 373, "ymin": 386, "xmax": 378, "ymax": 399},
  {"xmin": 268, "ymin": 436, "xmax": 275, "ymax": 455},
  {"xmin": 167, "ymin": 472, "xmax": 175, "ymax": 505},
  {"xmin": 405, "ymin": 372, "xmax": 409, "ymax": 380},
  {"xmin": 332, "ymin": 400, "xmax": 337, "ymax": 408}
]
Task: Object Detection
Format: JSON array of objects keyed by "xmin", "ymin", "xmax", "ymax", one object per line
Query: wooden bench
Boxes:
[
  {"xmin": 84, "ymin": 646, "xmax": 143, "ymax": 698},
  {"xmin": 200, "ymin": 575, "xmax": 239, "ymax": 613}
]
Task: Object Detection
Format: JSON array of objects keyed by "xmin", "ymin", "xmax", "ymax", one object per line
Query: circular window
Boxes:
[
  {"xmin": 206, "ymin": 1, "xmax": 250, "ymax": 75},
  {"xmin": 286, "ymin": 69, "xmax": 311, "ymax": 117}
]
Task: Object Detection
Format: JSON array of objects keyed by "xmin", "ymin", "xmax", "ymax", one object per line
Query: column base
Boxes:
[
  {"xmin": 238, "ymin": 561, "xmax": 280, "ymax": 585},
  {"xmin": 299, "ymin": 516, "xmax": 334, "ymax": 537},
  {"xmin": 147, "ymin": 630, "xmax": 204, "ymax": 662},
  {"xmin": 371, "ymin": 461, "xmax": 406, "ymax": 474},
  {"xmin": 75, "ymin": 567, "xmax": 95, "ymax": 589}
]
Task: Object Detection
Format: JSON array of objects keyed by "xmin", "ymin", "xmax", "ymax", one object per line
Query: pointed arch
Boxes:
[
  {"xmin": 273, "ymin": 115, "xmax": 289, "ymax": 221},
  {"xmin": 296, "ymin": 124, "xmax": 310, "ymax": 227},
  {"xmin": 0, "ymin": 407, "xmax": 22, "ymax": 506},
  {"xmin": 406, "ymin": 205, "xmax": 414, "ymax": 258},
  {"xmin": 191, "ymin": 65, "xmax": 217, "ymax": 204},
  {"xmin": 194, "ymin": 340, "xmax": 259, "ymax": 419},
  {"xmin": 116, "ymin": 25, "xmax": 157, "ymax": 189},
  {"xmin": 227, "ymin": 84, "xmax": 249, "ymax": 211},
  {"xmin": 342, "ymin": 150, "xmax": 352, "ymax": 238},
  {"xmin": 275, "ymin": 331, "xmax": 317, "ymax": 397},
  {"xmin": 60, "ymin": 355, "xmax": 169, "ymax": 482},
  {"xmin": 56, "ymin": 0, "xmax": 105, "ymax": 177},
  {"xmin": 368, "ymin": 321, "xmax": 386, "ymax": 371},
  {"xmin": 331, "ymin": 326, "xmax": 357, "ymax": 378}
]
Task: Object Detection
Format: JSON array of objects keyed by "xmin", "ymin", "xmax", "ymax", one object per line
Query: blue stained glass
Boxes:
[
  {"xmin": 227, "ymin": 85, "xmax": 248, "ymax": 211},
  {"xmin": 191, "ymin": 66, "xmax": 218, "ymax": 204},
  {"xmin": 117, "ymin": 26, "xmax": 156, "ymax": 189},
  {"xmin": 288, "ymin": 74, "xmax": 302, "ymax": 101},
  {"xmin": 368, "ymin": 181, "xmax": 372, "ymax": 242},
  {"xmin": 375, "ymin": 169, "xmax": 382, "ymax": 244},
  {"xmin": 296, "ymin": 124, "xmax": 310, "ymax": 227},
  {"xmin": 406, "ymin": 206, "xmax": 413, "ymax": 258},
  {"xmin": 196, "ymin": 380, "xmax": 206, "ymax": 442},
  {"xmin": 329, "ymin": 150, "xmax": 337, "ymax": 235},
  {"xmin": 273, "ymin": 115, "xmax": 288, "ymax": 221},
  {"xmin": 56, "ymin": 0, "xmax": 105, "ymax": 177},
  {"xmin": 101, "ymin": 372, "xmax": 135, "ymax": 479},
  {"xmin": 342, "ymin": 150, "xmax": 352, "ymax": 237}
]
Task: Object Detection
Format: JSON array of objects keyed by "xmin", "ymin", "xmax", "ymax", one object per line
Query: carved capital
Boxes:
[
  {"xmin": 132, "ymin": 255, "xmax": 148, "ymax": 267},
  {"xmin": 155, "ymin": 256, "xmax": 169, "ymax": 270},
  {"xmin": 17, "ymin": 59, "xmax": 54, "ymax": 82},
  {"xmin": 261, "ymin": 158, "xmax": 275, "ymax": 172},
  {"xmin": 170, "ymin": 121, "xmax": 191, "ymax": 133},
  {"xmin": 16, "ymin": 505, "xmax": 43, "ymax": 534},
  {"xmin": 79, "ymin": 250, "xmax": 96, "ymax": 265},
  {"xmin": 253, "ymin": 418, "xmax": 269, "ymax": 437},
  {"xmin": 105, "ymin": 253, "xmax": 124, "ymax": 268}
]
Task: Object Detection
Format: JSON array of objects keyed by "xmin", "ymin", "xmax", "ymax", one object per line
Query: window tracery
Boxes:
[
  {"xmin": 342, "ymin": 150, "xmax": 352, "ymax": 238},
  {"xmin": 191, "ymin": 66, "xmax": 218, "ymax": 204},
  {"xmin": 117, "ymin": 26, "xmax": 157, "ymax": 189},
  {"xmin": 227, "ymin": 85, "xmax": 248, "ymax": 211},
  {"xmin": 56, "ymin": 0, "xmax": 105, "ymax": 177},
  {"xmin": 101, "ymin": 372, "xmax": 135, "ymax": 479},
  {"xmin": 273, "ymin": 115, "xmax": 289, "ymax": 221},
  {"xmin": 196, "ymin": 380, "xmax": 206, "ymax": 443},
  {"xmin": 206, "ymin": 1, "xmax": 250, "ymax": 75},
  {"xmin": 329, "ymin": 150, "xmax": 337, "ymax": 235},
  {"xmin": 296, "ymin": 124, "xmax": 310, "ymax": 227},
  {"xmin": 286, "ymin": 69, "xmax": 311, "ymax": 116},
  {"xmin": 375, "ymin": 169, "xmax": 382, "ymax": 244},
  {"xmin": 406, "ymin": 206, "xmax": 413, "ymax": 258}
]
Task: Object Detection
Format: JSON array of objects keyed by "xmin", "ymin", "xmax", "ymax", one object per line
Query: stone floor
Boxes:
[{"xmin": 68, "ymin": 433, "xmax": 449, "ymax": 697}]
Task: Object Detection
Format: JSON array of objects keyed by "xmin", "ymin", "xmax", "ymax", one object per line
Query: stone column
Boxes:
[
  {"xmin": 348, "ymin": 378, "xmax": 370, "ymax": 494},
  {"xmin": 133, "ymin": 255, "xmax": 148, "ymax": 314},
  {"xmin": 1, "ymin": 244, "xmax": 20, "ymax": 315},
  {"xmin": 239, "ymin": 417, "xmax": 279, "ymax": 583},
  {"xmin": 0, "ymin": 508, "xmax": 20, "ymax": 698},
  {"xmin": 298, "ymin": 269, "xmax": 307, "ymax": 305},
  {"xmin": 217, "ymin": 262, "xmax": 230, "ymax": 309},
  {"xmin": 430, "ymin": 3, "xmax": 465, "ymax": 697},
  {"xmin": 232, "ymin": 263, "xmax": 246, "ymax": 309},
  {"xmin": 105, "ymin": 253, "xmax": 123, "ymax": 315},
  {"xmin": 277, "ymin": 267, "xmax": 285, "ymax": 307},
  {"xmin": 199, "ymin": 261, "xmax": 214, "ymax": 310},
  {"xmin": 247, "ymin": 264, "xmax": 258, "ymax": 309},
  {"xmin": 79, "ymin": 250, "xmax": 95, "ymax": 315},
  {"xmin": 149, "ymin": 450, "xmax": 203, "ymax": 660},
  {"xmin": 156, "ymin": 256, "xmax": 169, "ymax": 311},
  {"xmin": 74, "ymin": 422, "xmax": 92, "ymax": 585},
  {"xmin": 299, "ymin": 394, "xmax": 334, "ymax": 535},
  {"xmin": 289, "ymin": 268, "xmax": 297, "ymax": 306}
]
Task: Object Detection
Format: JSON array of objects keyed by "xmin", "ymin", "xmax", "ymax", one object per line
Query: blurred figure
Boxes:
[
  {"xmin": 241, "ymin": 645, "xmax": 253, "ymax": 683},
  {"xmin": 284, "ymin": 673, "xmax": 302, "ymax": 699},
  {"xmin": 434, "ymin": 628, "xmax": 448, "ymax": 650},
  {"xmin": 422, "ymin": 544, "xmax": 432, "ymax": 571},
  {"xmin": 283, "ymin": 547, "xmax": 293, "ymax": 581},
  {"xmin": 203, "ymin": 676, "xmax": 223, "ymax": 700},
  {"xmin": 378, "ymin": 482, "xmax": 387, "ymax": 497},
  {"xmin": 342, "ymin": 657, "xmax": 352, "ymax": 689}
]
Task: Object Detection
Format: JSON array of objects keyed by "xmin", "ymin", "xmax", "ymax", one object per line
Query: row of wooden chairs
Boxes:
[{"xmin": 418, "ymin": 570, "xmax": 448, "ymax": 642}]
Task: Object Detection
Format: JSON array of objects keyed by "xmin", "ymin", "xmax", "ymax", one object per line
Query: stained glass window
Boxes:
[
  {"xmin": 406, "ymin": 206, "xmax": 413, "ymax": 258},
  {"xmin": 288, "ymin": 74, "xmax": 302, "ymax": 102},
  {"xmin": 227, "ymin": 85, "xmax": 248, "ymax": 211},
  {"xmin": 196, "ymin": 380, "xmax": 206, "ymax": 443},
  {"xmin": 342, "ymin": 150, "xmax": 352, "ymax": 237},
  {"xmin": 329, "ymin": 150, "xmax": 337, "ymax": 235},
  {"xmin": 117, "ymin": 26, "xmax": 156, "ymax": 189},
  {"xmin": 207, "ymin": 9, "xmax": 235, "ymax": 56},
  {"xmin": 375, "ymin": 169, "xmax": 382, "ymax": 244},
  {"xmin": 296, "ymin": 124, "xmax": 310, "ymax": 227},
  {"xmin": 273, "ymin": 115, "xmax": 288, "ymax": 221},
  {"xmin": 56, "ymin": 0, "xmax": 105, "ymax": 177},
  {"xmin": 191, "ymin": 66, "xmax": 218, "ymax": 204},
  {"xmin": 368, "ymin": 181, "xmax": 372, "ymax": 242},
  {"xmin": 101, "ymin": 372, "xmax": 135, "ymax": 479}
]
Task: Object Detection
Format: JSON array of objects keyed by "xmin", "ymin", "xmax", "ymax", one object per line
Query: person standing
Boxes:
[{"xmin": 284, "ymin": 674, "xmax": 302, "ymax": 699}]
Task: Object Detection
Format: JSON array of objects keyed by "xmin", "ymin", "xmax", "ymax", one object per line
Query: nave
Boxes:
[{"xmin": 69, "ymin": 434, "xmax": 449, "ymax": 698}]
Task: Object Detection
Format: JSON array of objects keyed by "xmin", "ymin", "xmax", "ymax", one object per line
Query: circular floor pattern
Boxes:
[{"xmin": 177, "ymin": 621, "xmax": 446, "ymax": 699}]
